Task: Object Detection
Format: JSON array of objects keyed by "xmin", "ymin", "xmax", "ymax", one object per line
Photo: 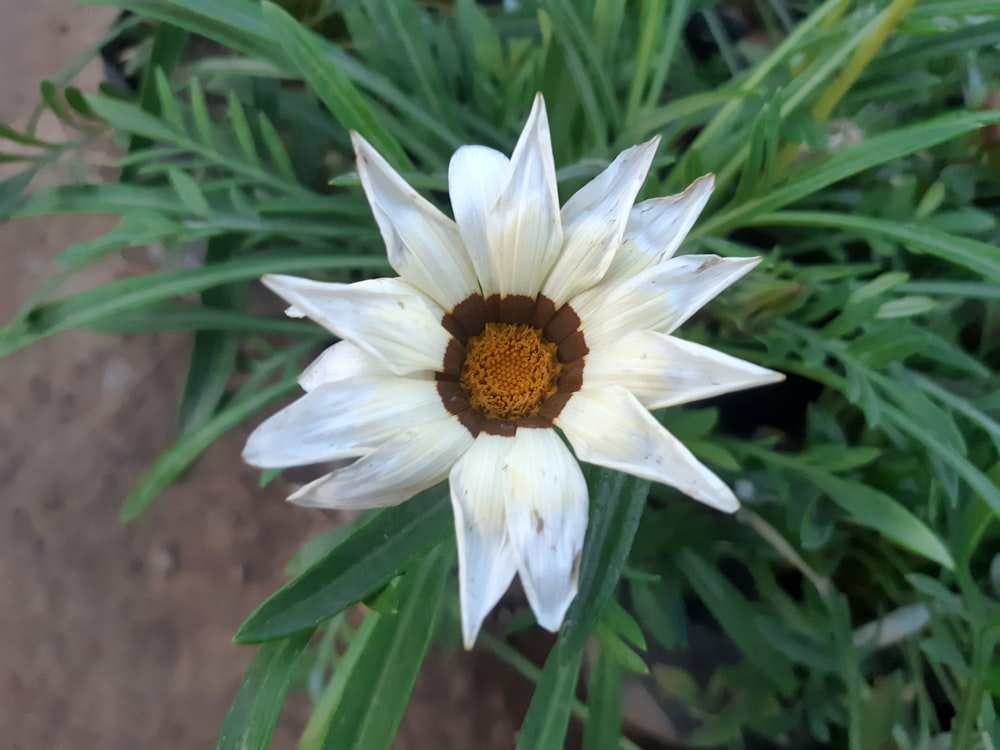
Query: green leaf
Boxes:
[
  {"xmin": 697, "ymin": 109, "xmax": 1000, "ymax": 236},
  {"xmin": 298, "ymin": 613, "xmax": 378, "ymax": 749},
  {"xmin": 0, "ymin": 121, "xmax": 57, "ymax": 147},
  {"xmin": 40, "ymin": 80, "xmax": 76, "ymax": 124},
  {"xmin": 582, "ymin": 641, "xmax": 623, "ymax": 750},
  {"xmin": 121, "ymin": 375, "xmax": 298, "ymax": 521},
  {"xmin": 753, "ymin": 211, "xmax": 1000, "ymax": 286},
  {"xmin": 556, "ymin": 469, "xmax": 649, "ymax": 661},
  {"xmin": 677, "ymin": 548, "xmax": 798, "ymax": 694},
  {"xmin": 0, "ymin": 253, "xmax": 391, "ymax": 356},
  {"xmin": 215, "ymin": 629, "xmax": 313, "ymax": 750},
  {"xmin": 601, "ymin": 599, "xmax": 647, "ymax": 651},
  {"xmin": 225, "ymin": 91, "xmax": 259, "ymax": 166},
  {"xmin": 86, "ymin": 94, "xmax": 180, "ymax": 143},
  {"xmin": 87, "ymin": 302, "xmax": 323, "ymax": 336},
  {"xmin": 629, "ymin": 575, "xmax": 687, "ymax": 650},
  {"xmin": 302, "ymin": 546, "xmax": 451, "ymax": 750},
  {"xmin": 167, "ymin": 168, "xmax": 211, "ymax": 216},
  {"xmin": 802, "ymin": 470, "xmax": 955, "ymax": 570},
  {"xmin": 177, "ymin": 236, "xmax": 248, "ymax": 436},
  {"xmin": 596, "ymin": 623, "xmax": 649, "ymax": 674},
  {"xmin": 0, "ymin": 168, "xmax": 38, "ymax": 222},
  {"xmin": 236, "ymin": 486, "xmax": 451, "ymax": 642},
  {"xmin": 260, "ymin": 1, "xmax": 410, "ymax": 169},
  {"xmin": 516, "ymin": 640, "xmax": 585, "ymax": 750}
]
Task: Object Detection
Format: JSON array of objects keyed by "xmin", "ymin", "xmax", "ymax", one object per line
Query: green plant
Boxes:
[{"xmin": 3, "ymin": 1, "xmax": 999, "ymax": 748}]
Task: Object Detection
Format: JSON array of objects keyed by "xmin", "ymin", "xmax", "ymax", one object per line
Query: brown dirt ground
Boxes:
[{"xmin": 0, "ymin": 2, "xmax": 518, "ymax": 748}]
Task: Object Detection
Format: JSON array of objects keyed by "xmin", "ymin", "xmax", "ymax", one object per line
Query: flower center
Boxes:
[{"xmin": 459, "ymin": 322, "xmax": 562, "ymax": 420}]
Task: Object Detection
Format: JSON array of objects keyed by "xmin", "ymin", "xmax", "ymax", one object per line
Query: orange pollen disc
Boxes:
[{"xmin": 459, "ymin": 323, "xmax": 562, "ymax": 420}]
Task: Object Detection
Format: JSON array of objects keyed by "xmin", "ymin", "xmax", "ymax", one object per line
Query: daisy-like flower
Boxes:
[{"xmin": 243, "ymin": 95, "xmax": 782, "ymax": 648}]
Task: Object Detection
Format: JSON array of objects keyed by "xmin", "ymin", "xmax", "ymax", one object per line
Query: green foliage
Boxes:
[{"xmin": 4, "ymin": 0, "xmax": 1000, "ymax": 748}]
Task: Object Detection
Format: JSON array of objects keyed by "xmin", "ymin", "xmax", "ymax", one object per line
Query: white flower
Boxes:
[{"xmin": 243, "ymin": 95, "xmax": 783, "ymax": 648}]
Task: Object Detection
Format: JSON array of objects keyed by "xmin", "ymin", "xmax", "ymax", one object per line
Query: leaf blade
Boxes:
[
  {"xmin": 215, "ymin": 629, "xmax": 314, "ymax": 750},
  {"xmin": 235, "ymin": 486, "xmax": 451, "ymax": 643}
]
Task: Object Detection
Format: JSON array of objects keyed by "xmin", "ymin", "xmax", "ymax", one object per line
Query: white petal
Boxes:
[
  {"xmin": 487, "ymin": 94, "xmax": 563, "ymax": 297},
  {"xmin": 353, "ymin": 132, "xmax": 479, "ymax": 309},
  {"xmin": 542, "ymin": 138, "xmax": 660, "ymax": 305},
  {"xmin": 242, "ymin": 376, "xmax": 445, "ymax": 468},
  {"xmin": 298, "ymin": 340, "xmax": 390, "ymax": 392},
  {"xmin": 450, "ymin": 434, "xmax": 520, "ymax": 648},
  {"xmin": 289, "ymin": 415, "xmax": 473, "ymax": 509},
  {"xmin": 601, "ymin": 174, "xmax": 715, "ymax": 286},
  {"xmin": 571, "ymin": 255, "xmax": 760, "ymax": 350},
  {"xmin": 262, "ymin": 275, "xmax": 450, "ymax": 376},
  {"xmin": 556, "ymin": 387, "xmax": 739, "ymax": 512},
  {"xmin": 502, "ymin": 429, "xmax": 588, "ymax": 632},
  {"xmin": 585, "ymin": 331, "xmax": 784, "ymax": 409},
  {"xmin": 448, "ymin": 144, "xmax": 510, "ymax": 297}
]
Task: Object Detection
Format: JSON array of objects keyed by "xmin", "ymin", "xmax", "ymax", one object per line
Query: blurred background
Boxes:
[{"xmin": 0, "ymin": 2, "xmax": 516, "ymax": 747}]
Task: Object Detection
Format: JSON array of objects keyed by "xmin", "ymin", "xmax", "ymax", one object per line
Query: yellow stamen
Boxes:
[{"xmin": 459, "ymin": 323, "xmax": 561, "ymax": 420}]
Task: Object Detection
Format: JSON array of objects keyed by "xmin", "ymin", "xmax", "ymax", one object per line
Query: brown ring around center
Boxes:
[{"xmin": 436, "ymin": 293, "xmax": 587, "ymax": 437}]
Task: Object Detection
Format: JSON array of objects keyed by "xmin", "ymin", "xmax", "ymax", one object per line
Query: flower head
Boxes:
[{"xmin": 243, "ymin": 95, "xmax": 782, "ymax": 648}]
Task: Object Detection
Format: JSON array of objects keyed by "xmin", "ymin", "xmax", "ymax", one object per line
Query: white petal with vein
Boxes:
[
  {"xmin": 557, "ymin": 387, "xmax": 739, "ymax": 512},
  {"xmin": 263, "ymin": 274, "xmax": 450, "ymax": 376},
  {"xmin": 602, "ymin": 174, "xmax": 715, "ymax": 286},
  {"xmin": 502, "ymin": 429, "xmax": 588, "ymax": 632},
  {"xmin": 585, "ymin": 331, "xmax": 784, "ymax": 409},
  {"xmin": 542, "ymin": 138, "xmax": 659, "ymax": 305},
  {"xmin": 450, "ymin": 434, "xmax": 519, "ymax": 648},
  {"xmin": 487, "ymin": 94, "xmax": 563, "ymax": 297},
  {"xmin": 353, "ymin": 132, "xmax": 479, "ymax": 309},
  {"xmin": 570, "ymin": 255, "xmax": 760, "ymax": 350},
  {"xmin": 242, "ymin": 376, "xmax": 444, "ymax": 468},
  {"xmin": 448, "ymin": 144, "xmax": 510, "ymax": 297},
  {"xmin": 298, "ymin": 340, "xmax": 390, "ymax": 392},
  {"xmin": 289, "ymin": 415, "xmax": 473, "ymax": 509}
]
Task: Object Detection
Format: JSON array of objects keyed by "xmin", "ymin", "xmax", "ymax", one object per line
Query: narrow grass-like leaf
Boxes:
[
  {"xmin": 17, "ymin": 183, "xmax": 192, "ymax": 216},
  {"xmin": 557, "ymin": 469, "xmax": 649, "ymax": 661},
  {"xmin": 167, "ymin": 168, "xmax": 211, "ymax": 216},
  {"xmin": 0, "ymin": 167, "xmax": 36, "ymax": 222},
  {"xmin": 596, "ymin": 624, "xmax": 649, "ymax": 674},
  {"xmin": 97, "ymin": 0, "xmax": 464, "ymax": 152},
  {"xmin": 680, "ymin": 0, "xmax": 848, "ymax": 161},
  {"xmin": 236, "ymin": 486, "xmax": 451, "ymax": 643},
  {"xmin": 804, "ymin": 470, "xmax": 955, "ymax": 570},
  {"xmin": 177, "ymin": 236, "xmax": 248, "ymax": 436},
  {"xmin": 226, "ymin": 91, "xmax": 259, "ymax": 166},
  {"xmin": 622, "ymin": 89, "xmax": 759, "ymax": 145},
  {"xmin": 0, "ymin": 121, "xmax": 57, "ymax": 147},
  {"xmin": 121, "ymin": 375, "xmax": 297, "ymax": 521},
  {"xmin": 215, "ymin": 629, "xmax": 313, "ymax": 750},
  {"xmin": 257, "ymin": 112, "xmax": 296, "ymax": 181},
  {"xmin": 0, "ymin": 254, "xmax": 392, "ymax": 356},
  {"xmin": 261, "ymin": 1, "xmax": 410, "ymax": 168},
  {"xmin": 543, "ymin": 0, "xmax": 616, "ymax": 141},
  {"xmin": 752, "ymin": 211, "xmax": 1000, "ymax": 286},
  {"xmin": 697, "ymin": 109, "xmax": 1000, "ymax": 236},
  {"xmin": 87, "ymin": 302, "xmax": 325, "ymax": 336},
  {"xmin": 582, "ymin": 643, "xmax": 623, "ymax": 750},
  {"xmin": 677, "ymin": 548, "xmax": 798, "ymax": 694},
  {"xmin": 188, "ymin": 77, "xmax": 214, "ymax": 145},
  {"xmin": 154, "ymin": 68, "xmax": 184, "ymax": 129},
  {"xmin": 625, "ymin": 0, "xmax": 665, "ymax": 121},
  {"xmin": 516, "ymin": 641, "xmax": 585, "ymax": 750},
  {"xmin": 87, "ymin": 93, "xmax": 181, "ymax": 143},
  {"xmin": 306, "ymin": 546, "xmax": 450, "ymax": 750},
  {"xmin": 298, "ymin": 614, "xmax": 378, "ymax": 749},
  {"xmin": 39, "ymin": 80, "xmax": 76, "ymax": 124}
]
